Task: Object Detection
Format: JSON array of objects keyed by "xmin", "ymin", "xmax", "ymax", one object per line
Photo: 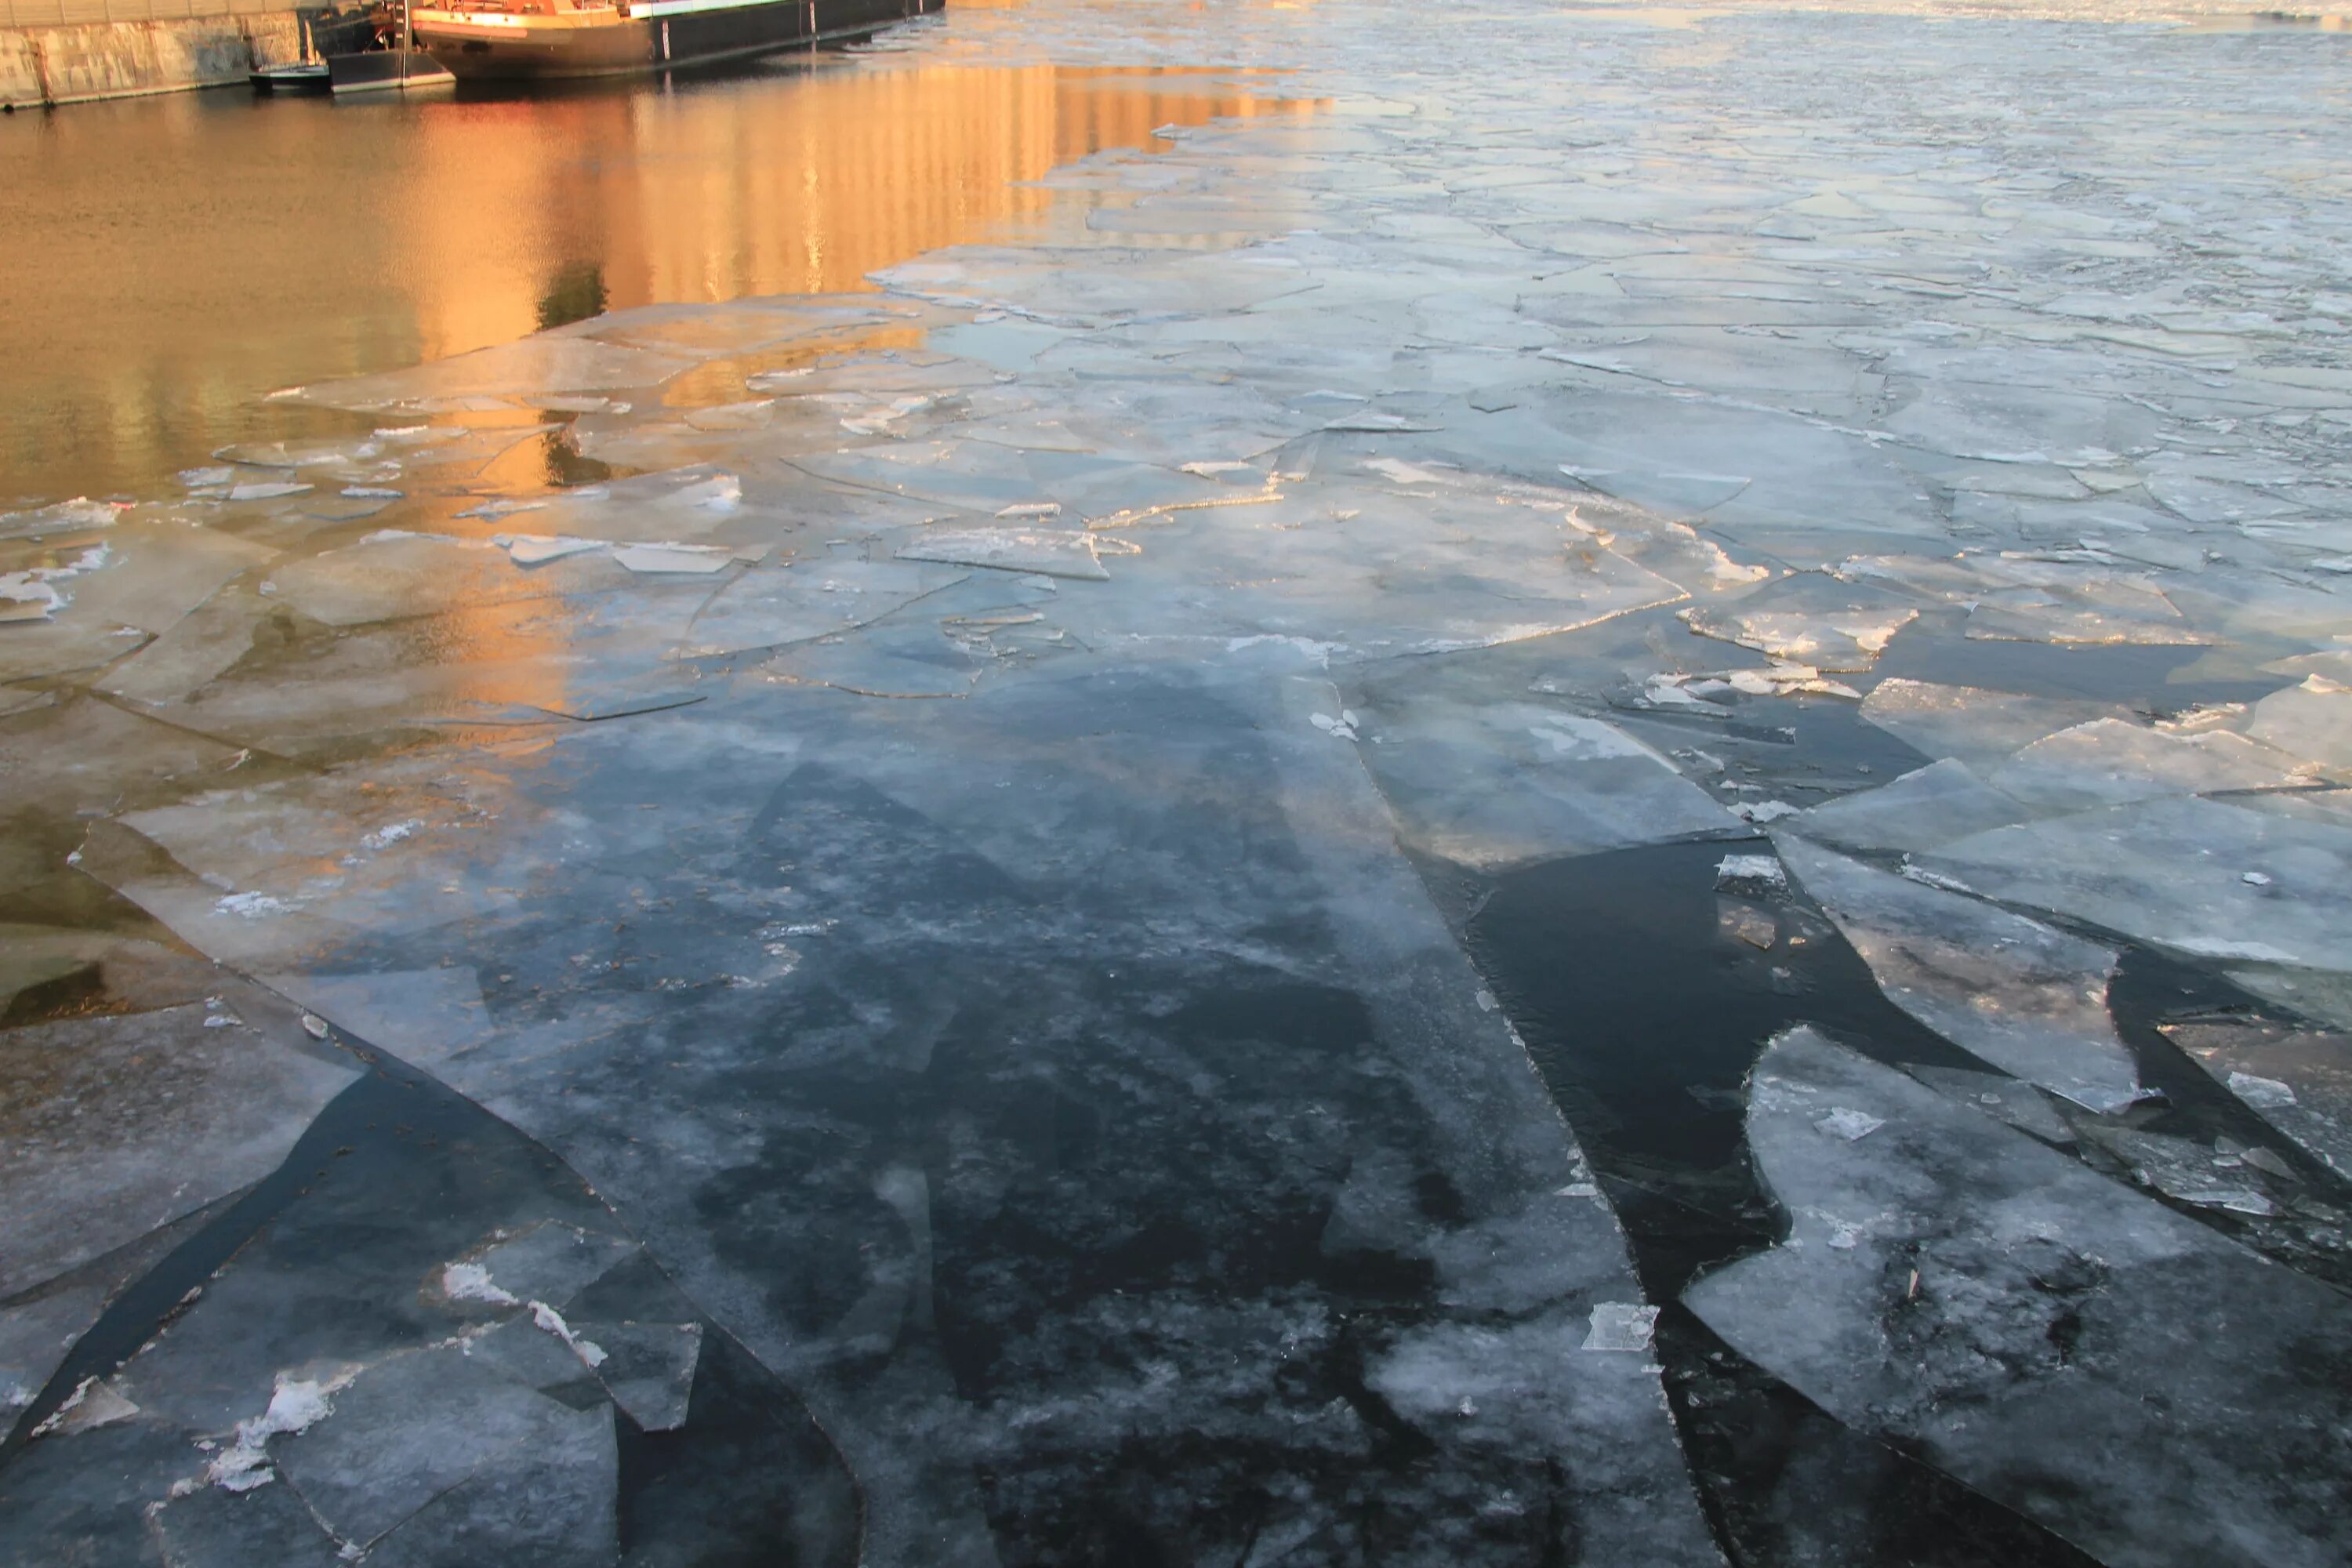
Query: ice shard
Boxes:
[
  {"xmin": 1774, "ymin": 834, "xmax": 2142, "ymax": 1112},
  {"xmin": 1686, "ymin": 1026, "xmax": 2352, "ymax": 1568}
]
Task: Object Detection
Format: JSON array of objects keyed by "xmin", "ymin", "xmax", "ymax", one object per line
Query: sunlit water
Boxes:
[{"xmin": 0, "ymin": 45, "xmax": 1308, "ymax": 502}]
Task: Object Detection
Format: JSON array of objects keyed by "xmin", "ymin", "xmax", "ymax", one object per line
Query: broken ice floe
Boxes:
[
  {"xmin": 1713, "ymin": 853, "xmax": 1785, "ymax": 897},
  {"xmin": 1581, "ymin": 1302, "xmax": 1660, "ymax": 1352},
  {"xmin": 1790, "ymin": 758, "xmax": 2027, "ymax": 855},
  {"xmin": 1686, "ymin": 1026, "xmax": 2352, "ymax": 1568},
  {"xmin": 895, "ymin": 527, "xmax": 1110, "ymax": 581},
  {"xmin": 1919, "ymin": 795, "xmax": 2352, "ymax": 974},
  {"xmin": 1776, "ymin": 834, "xmax": 2142, "ymax": 1112},
  {"xmin": 1987, "ymin": 717, "xmax": 2312, "ymax": 815},
  {"xmin": 1675, "ymin": 601, "xmax": 1910, "ymax": 677},
  {"xmin": 1346, "ymin": 691, "xmax": 1740, "ymax": 868},
  {"xmin": 0, "ymin": 1000, "xmax": 357, "ymax": 1302},
  {"xmin": 1857, "ymin": 679, "xmax": 2129, "ymax": 774},
  {"xmin": 2162, "ymin": 1016, "xmax": 2352, "ymax": 1178}
]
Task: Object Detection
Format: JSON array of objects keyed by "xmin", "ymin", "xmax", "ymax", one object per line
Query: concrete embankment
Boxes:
[{"xmin": 2, "ymin": 9, "xmax": 306, "ymax": 108}]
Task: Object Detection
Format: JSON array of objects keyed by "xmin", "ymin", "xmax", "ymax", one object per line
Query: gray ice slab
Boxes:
[
  {"xmin": 263, "ymin": 967, "xmax": 490, "ymax": 1073},
  {"xmin": 278, "ymin": 338, "xmax": 693, "ymax": 413},
  {"xmin": 895, "ymin": 526, "xmax": 1109, "ymax": 580},
  {"xmin": 1352, "ymin": 696, "xmax": 1742, "ymax": 869},
  {"xmin": 260, "ymin": 532, "xmax": 610, "ymax": 628},
  {"xmin": 274, "ymin": 1345, "xmax": 616, "ymax": 1548},
  {"xmin": 1859, "ymin": 678, "xmax": 2132, "ymax": 773},
  {"xmin": 1838, "ymin": 552, "xmax": 2205, "ymax": 646},
  {"xmin": 2249, "ymin": 677, "xmax": 2352, "ymax": 771},
  {"xmin": 573, "ymin": 1319, "xmax": 702, "ymax": 1432},
  {"xmin": 1775, "ymin": 835, "xmax": 2140, "ymax": 1112},
  {"xmin": 1919, "ymin": 796, "xmax": 2352, "ymax": 973},
  {"xmin": 358, "ymin": 1399, "xmax": 619, "ymax": 1568},
  {"xmin": 1987, "ymin": 717, "xmax": 2311, "ymax": 814},
  {"xmin": 0, "ymin": 521, "xmax": 275, "ymax": 684},
  {"xmin": 100, "ymin": 664, "xmax": 1727, "ymax": 1566},
  {"xmin": 2162, "ymin": 1018, "xmax": 2352, "ymax": 1179},
  {"xmin": 461, "ymin": 1222, "xmax": 639, "ymax": 1310},
  {"xmin": 150, "ymin": 1468, "xmax": 349, "ymax": 1566},
  {"xmin": 1790, "ymin": 758, "xmax": 2028, "ymax": 855},
  {"xmin": 2071, "ymin": 1122, "xmax": 2283, "ymax": 1216},
  {"xmin": 0, "ymin": 1002, "xmax": 355, "ymax": 1300},
  {"xmin": 2, "ymin": 1196, "xmax": 233, "ymax": 1440},
  {"xmin": 678, "ymin": 558, "xmax": 967, "ymax": 659},
  {"xmin": 461, "ymin": 1316, "xmax": 602, "ymax": 1396},
  {"xmin": 1686, "ymin": 1026, "xmax": 2352, "ymax": 1568},
  {"xmin": 1678, "ymin": 599, "xmax": 1915, "ymax": 674},
  {"xmin": 1900, "ymin": 1062, "xmax": 2075, "ymax": 1145}
]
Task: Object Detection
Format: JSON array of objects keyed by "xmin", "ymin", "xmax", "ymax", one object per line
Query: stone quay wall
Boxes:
[{"xmin": 2, "ymin": 0, "xmax": 308, "ymax": 108}]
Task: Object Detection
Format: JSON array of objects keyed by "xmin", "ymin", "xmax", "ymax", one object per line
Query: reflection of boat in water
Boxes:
[{"xmin": 410, "ymin": 0, "xmax": 938, "ymax": 82}]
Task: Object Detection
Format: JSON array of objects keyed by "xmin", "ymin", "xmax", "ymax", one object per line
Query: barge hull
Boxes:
[{"xmin": 415, "ymin": 0, "xmax": 931, "ymax": 82}]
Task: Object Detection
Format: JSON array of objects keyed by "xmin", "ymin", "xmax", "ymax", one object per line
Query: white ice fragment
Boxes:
[
  {"xmin": 1363, "ymin": 457, "xmax": 1450, "ymax": 487},
  {"xmin": 180, "ymin": 466, "xmax": 236, "ymax": 488},
  {"xmin": 2243, "ymin": 871, "xmax": 2273, "ymax": 887},
  {"xmin": 1715, "ymin": 854, "xmax": 1786, "ymax": 896},
  {"xmin": 207, "ymin": 1370, "xmax": 351, "ymax": 1492},
  {"xmin": 1181, "ymin": 460, "xmax": 1254, "ymax": 477},
  {"xmin": 1817, "ymin": 1107, "xmax": 1886, "ymax": 1141},
  {"xmin": 214, "ymin": 891, "xmax": 293, "ymax": 919},
  {"xmin": 29, "ymin": 1376, "xmax": 140, "ymax": 1438},
  {"xmin": 0, "ymin": 574, "xmax": 64, "ymax": 622},
  {"xmin": 529, "ymin": 1301, "xmax": 608, "ymax": 1368},
  {"xmin": 441, "ymin": 1261, "xmax": 519, "ymax": 1306},
  {"xmin": 1309, "ymin": 712, "xmax": 1359, "ymax": 740},
  {"xmin": 1581, "ymin": 1302, "xmax": 1661, "ymax": 1352},
  {"xmin": 613, "ymin": 543, "xmax": 733, "ymax": 575},
  {"xmin": 454, "ymin": 499, "xmax": 547, "ymax": 521},
  {"xmin": 506, "ymin": 534, "xmax": 604, "ymax": 567},
  {"xmin": 994, "ymin": 502, "xmax": 1063, "ymax": 519},
  {"xmin": 362, "ymin": 818, "xmax": 423, "ymax": 850},
  {"xmin": 1734, "ymin": 801, "xmax": 1802, "ymax": 823},
  {"xmin": 301, "ymin": 1014, "xmax": 328, "ymax": 1040},
  {"xmin": 341, "ymin": 486, "xmax": 404, "ymax": 499},
  {"xmin": 227, "ymin": 481, "xmax": 312, "ymax": 503},
  {"xmin": 2227, "ymin": 1072, "xmax": 2297, "ymax": 1109},
  {"xmin": 0, "ymin": 497, "xmax": 125, "ymax": 538}
]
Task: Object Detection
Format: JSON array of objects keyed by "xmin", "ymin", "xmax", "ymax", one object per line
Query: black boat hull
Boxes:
[{"xmin": 413, "ymin": 0, "xmax": 934, "ymax": 82}]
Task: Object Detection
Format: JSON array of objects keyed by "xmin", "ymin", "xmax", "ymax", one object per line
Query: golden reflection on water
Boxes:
[{"xmin": 1, "ymin": 60, "xmax": 1317, "ymax": 502}]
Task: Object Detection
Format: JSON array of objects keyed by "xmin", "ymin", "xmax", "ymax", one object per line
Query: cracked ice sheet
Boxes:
[
  {"xmin": 1858, "ymin": 678, "xmax": 2133, "ymax": 774},
  {"xmin": 85, "ymin": 661, "xmax": 1724, "ymax": 1567},
  {"xmin": 0, "ymin": 993, "xmax": 357, "ymax": 1301},
  {"xmin": 1685, "ymin": 1026, "xmax": 2352, "ymax": 1568},
  {"xmin": 1345, "ymin": 685, "xmax": 1742, "ymax": 869},
  {"xmin": 271, "ymin": 336, "xmax": 694, "ymax": 414},
  {"xmin": 677, "ymin": 557, "xmax": 970, "ymax": 660},
  {"xmin": 0, "ymin": 519, "xmax": 277, "ymax": 684},
  {"xmin": 1986, "ymin": 717, "xmax": 2314, "ymax": 814},
  {"xmin": 1918, "ymin": 795, "xmax": 2352, "ymax": 974},
  {"xmin": 1061, "ymin": 481, "xmax": 1692, "ymax": 659},
  {"xmin": 1774, "ymin": 834, "xmax": 2140, "ymax": 1112}
]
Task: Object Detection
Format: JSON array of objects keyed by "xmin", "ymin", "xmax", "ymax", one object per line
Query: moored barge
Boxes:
[{"xmin": 410, "ymin": 0, "xmax": 937, "ymax": 82}]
